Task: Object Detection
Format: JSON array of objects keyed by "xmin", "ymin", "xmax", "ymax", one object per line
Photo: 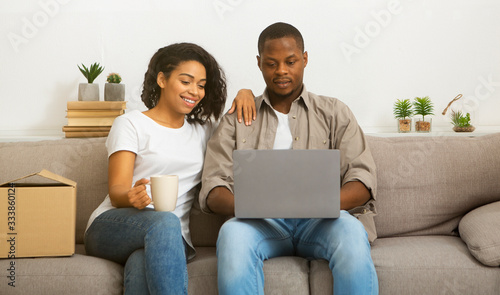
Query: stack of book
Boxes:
[{"xmin": 62, "ymin": 101, "xmax": 126, "ymax": 138}]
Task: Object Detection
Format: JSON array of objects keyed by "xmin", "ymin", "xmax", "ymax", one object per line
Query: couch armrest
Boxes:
[{"xmin": 459, "ymin": 201, "xmax": 500, "ymax": 267}]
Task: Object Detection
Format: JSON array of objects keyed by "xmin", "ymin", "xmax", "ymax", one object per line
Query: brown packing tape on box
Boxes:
[{"xmin": 0, "ymin": 170, "xmax": 76, "ymax": 258}]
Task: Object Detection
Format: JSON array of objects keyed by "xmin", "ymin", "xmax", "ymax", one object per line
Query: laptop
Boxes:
[{"xmin": 233, "ymin": 149, "xmax": 340, "ymax": 219}]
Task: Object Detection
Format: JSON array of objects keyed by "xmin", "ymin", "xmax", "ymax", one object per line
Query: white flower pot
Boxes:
[{"xmin": 78, "ymin": 83, "xmax": 99, "ymax": 101}]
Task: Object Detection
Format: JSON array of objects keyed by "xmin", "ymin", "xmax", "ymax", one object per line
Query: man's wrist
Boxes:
[{"xmin": 207, "ymin": 186, "xmax": 235, "ymax": 216}]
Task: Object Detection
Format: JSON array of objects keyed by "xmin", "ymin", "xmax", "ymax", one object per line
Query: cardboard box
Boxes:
[{"xmin": 0, "ymin": 170, "xmax": 76, "ymax": 258}]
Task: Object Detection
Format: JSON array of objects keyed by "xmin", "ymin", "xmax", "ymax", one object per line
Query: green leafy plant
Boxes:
[
  {"xmin": 78, "ymin": 62, "xmax": 104, "ymax": 83},
  {"xmin": 450, "ymin": 110, "xmax": 472, "ymax": 127},
  {"xmin": 413, "ymin": 96, "xmax": 434, "ymax": 120},
  {"xmin": 393, "ymin": 99, "xmax": 413, "ymax": 119},
  {"xmin": 107, "ymin": 73, "xmax": 122, "ymax": 84}
]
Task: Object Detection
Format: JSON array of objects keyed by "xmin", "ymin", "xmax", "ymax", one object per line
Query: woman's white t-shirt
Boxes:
[{"xmin": 86, "ymin": 110, "xmax": 212, "ymax": 254}]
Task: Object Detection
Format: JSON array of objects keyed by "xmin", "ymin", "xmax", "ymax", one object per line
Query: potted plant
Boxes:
[
  {"xmin": 393, "ymin": 99, "xmax": 413, "ymax": 132},
  {"xmin": 450, "ymin": 110, "xmax": 475, "ymax": 132},
  {"xmin": 104, "ymin": 73, "xmax": 125, "ymax": 101},
  {"xmin": 78, "ymin": 63, "xmax": 104, "ymax": 101},
  {"xmin": 413, "ymin": 96, "xmax": 434, "ymax": 132}
]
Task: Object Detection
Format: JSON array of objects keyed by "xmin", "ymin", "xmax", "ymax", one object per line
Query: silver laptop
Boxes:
[{"xmin": 233, "ymin": 149, "xmax": 340, "ymax": 219}]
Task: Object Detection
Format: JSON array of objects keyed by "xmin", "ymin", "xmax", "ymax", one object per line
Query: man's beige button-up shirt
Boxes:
[{"xmin": 200, "ymin": 86, "xmax": 378, "ymax": 241}]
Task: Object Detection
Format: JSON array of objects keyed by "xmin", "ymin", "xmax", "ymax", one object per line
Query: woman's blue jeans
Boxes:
[
  {"xmin": 84, "ymin": 208, "xmax": 188, "ymax": 295},
  {"xmin": 216, "ymin": 210, "xmax": 378, "ymax": 295}
]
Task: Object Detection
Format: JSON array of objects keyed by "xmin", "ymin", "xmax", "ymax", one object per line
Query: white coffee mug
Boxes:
[{"xmin": 149, "ymin": 175, "xmax": 178, "ymax": 212}]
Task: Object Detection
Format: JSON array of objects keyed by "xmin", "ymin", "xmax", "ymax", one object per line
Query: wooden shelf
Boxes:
[{"xmin": 1, "ymin": 127, "xmax": 499, "ymax": 142}]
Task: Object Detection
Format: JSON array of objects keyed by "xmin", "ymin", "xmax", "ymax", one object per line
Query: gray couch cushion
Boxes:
[
  {"xmin": 0, "ymin": 138, "xmax": 109, "ymax": 244},
  {"xmin": 367, "ymin": 134, "xmax": 500, "ymax": 238},
  {"xmin": 262, "ymin": 256, "xmax": 310, "ymax": 294},
  {"xmin": 0, "ymin": 245, "xmax": 123, "ymax": 295},
  {"xmin": 187, "ymin": 247, "xmax": 218, "ymax": 295},
  {"xmin": 309, "ymin": 259, "xmax": 332, "ymax": 295},
  {"xmin": 187, "ymin": 247, "xmax": 310, "ymax": 295},
  {"xmin": 459, "ymin": 201, "xmax": 500, "ymax": 266},
  {"xmin": 372, "ymin": 236, "xmax": 500, "ymax": 294},
  {"xmin": 310, "ymin": 236, "xmax": 500, "ymax": 295}
]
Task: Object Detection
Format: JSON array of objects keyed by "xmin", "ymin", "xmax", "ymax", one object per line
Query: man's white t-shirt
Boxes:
[
  {"xmin": 86, "ymin": 110, "xmax": 212, "ymax": 253},
  {"xmin": 272, "ymin": 108, "xmax": 293, "ymax": 150}
]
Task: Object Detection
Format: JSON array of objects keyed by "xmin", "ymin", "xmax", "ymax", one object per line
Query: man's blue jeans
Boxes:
[
  {"xmin": 216, "ymin": 211, "xmax": 378, "ymax": 295},
  {"xmin": 84, "ymin": 208, "xmax": 188, "ymax": 295}
]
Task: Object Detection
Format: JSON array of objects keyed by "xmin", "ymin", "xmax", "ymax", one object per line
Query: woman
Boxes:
[{"xmin": 84, "ymin": 43, "xmax": 254, "ymax": 294}]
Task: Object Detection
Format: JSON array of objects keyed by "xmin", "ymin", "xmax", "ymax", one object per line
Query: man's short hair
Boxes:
[{"xmin": 258, "ymin": 22, "xmax": 305, "ymax": 54}]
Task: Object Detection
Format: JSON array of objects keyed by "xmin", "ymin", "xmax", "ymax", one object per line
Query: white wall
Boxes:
[{"xmin": 1, "ymin": 0, "xmax": 499, "ymax": 136}]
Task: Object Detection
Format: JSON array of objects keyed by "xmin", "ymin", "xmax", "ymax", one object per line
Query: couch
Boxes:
[{"xmin": 1, "ymin": 133, "xmax": 499, "ymax": 294}]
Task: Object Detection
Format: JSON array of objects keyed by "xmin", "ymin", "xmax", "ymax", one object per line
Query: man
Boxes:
[{"xmin": 200, "ymin": 22, "xmax": 378, "ymax": 295}]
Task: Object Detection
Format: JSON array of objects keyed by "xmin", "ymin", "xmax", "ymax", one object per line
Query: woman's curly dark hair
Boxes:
[{"xmin": 141, "ymin": 43, "xmax": 227, "ymax": 125}]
